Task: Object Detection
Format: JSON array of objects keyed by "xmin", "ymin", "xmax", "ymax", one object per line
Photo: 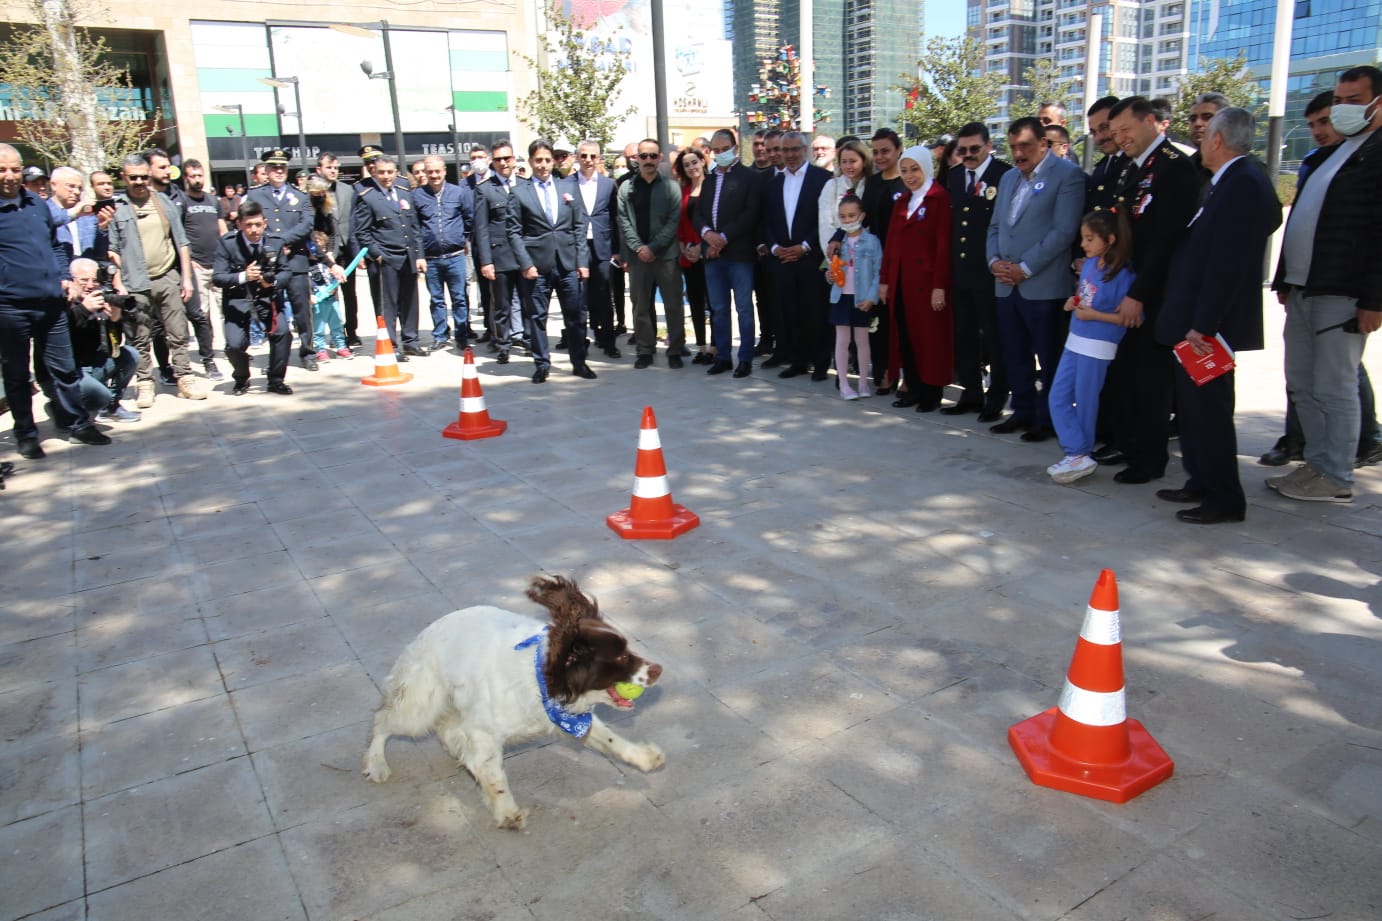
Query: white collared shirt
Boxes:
[
  {"xmin": 779, "ymin": 164, "xmax": 807, "ymax": 248},
  {"xmin": 966, "ymin": 155, "xmax": 994, "ymax": 192},
  {"xmin": 1008, "ymin": 150, "xmax": 1050, "ymax": 224},
  {"xmin": 1133, "ymin": 135, "xmax": 1167, "ymax": 170},
  {"xmin": 577, "ymin": 171, "xmax": 599, "ymax": 239}
]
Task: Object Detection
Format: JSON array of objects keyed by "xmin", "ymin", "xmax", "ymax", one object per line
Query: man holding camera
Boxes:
[
  {"xmin": 67, "ymin": 257, "xmax": 140, "ymax": 422},
  {"xmin": 212, "ymin": 200, "xmax": 292, "ymax": 395}
]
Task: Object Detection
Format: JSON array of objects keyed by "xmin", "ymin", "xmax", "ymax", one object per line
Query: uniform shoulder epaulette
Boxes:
[
  {"xmin": 358, "ymin": 185, "xmax": 375, "ymax": 197},
  {"xmin": 1164, "ymin": 148, "xmax": 1179, "ymax": 159}
]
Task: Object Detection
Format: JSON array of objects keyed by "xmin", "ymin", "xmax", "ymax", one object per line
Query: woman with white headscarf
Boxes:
[{"xmin": 878, "ymin": 145, "xmax": 953, "ymax": 412}]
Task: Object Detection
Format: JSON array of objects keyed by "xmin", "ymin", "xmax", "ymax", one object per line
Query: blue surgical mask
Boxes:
[{"xmin": 713, "ymin": 150, "xmax": 736, "ymax": 170}]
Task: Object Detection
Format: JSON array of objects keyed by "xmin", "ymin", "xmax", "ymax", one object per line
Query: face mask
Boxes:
[
  {"xmin": 713, "ymin": 150, "xmax": 736, "ymax": 170},
  {"xmin": 471, "ymin": 158, "xmax": 490, "ymax": 173},
  {"xmin": 1331, "ymin": 97, "xmax": 1378, "ymax": 136},
  {"xmin": 840, "ymin": 220, "xmax": 862, "ymax": 233}
]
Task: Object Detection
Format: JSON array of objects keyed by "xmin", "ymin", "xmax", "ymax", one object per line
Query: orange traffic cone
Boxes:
[
  {"xmin": 442, "ymin": 348, "xmax": 507, "ymax": 440},
  {"xmin": 360, "ymin": 315, "xmax": 413, "ymax": 387},
  {"xmin": 606, "ymin": 406, "xmax": 699, "ymax": 540},
  {"xmin": 1008, "ymin": 569, "xmax": 1174, "ymax": 803}
]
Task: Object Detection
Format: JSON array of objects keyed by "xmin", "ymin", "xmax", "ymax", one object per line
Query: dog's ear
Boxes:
[{"xmin": 527, "ymin": 574, "xmax": 601, "ymax": 630}]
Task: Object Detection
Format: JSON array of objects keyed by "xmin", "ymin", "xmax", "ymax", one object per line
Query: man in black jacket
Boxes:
[
  {"xmin": 212, "ymin": 201, "xmax": 292, "ymax": 395},
  {"xmin": 67, "ymin": 257, "xmax": 141, "ymax": 422},
  {"xmin": 474, "ymin": 140, "xmax": 526, "ymax": 364},
  {"xmin": 1268, "ymin": 65, "xmax": 1382, "ymax": 504},
  {"xmin": 352, "ymin": 156, "xmax": 428, "ymax": 358}
]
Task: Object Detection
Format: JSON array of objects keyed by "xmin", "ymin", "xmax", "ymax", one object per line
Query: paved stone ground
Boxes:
[{"xmin": 2, "ymin": 291, "xmax": 1379, "ymax": 921}]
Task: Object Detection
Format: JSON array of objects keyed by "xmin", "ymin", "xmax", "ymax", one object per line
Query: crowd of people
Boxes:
[{"xmin": 2, "ymin": 64, "xmax": 1379, "ymax": 518}]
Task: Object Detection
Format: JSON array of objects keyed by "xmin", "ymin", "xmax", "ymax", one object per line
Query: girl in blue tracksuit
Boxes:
[{"xmin": 828, "ymin": 194, "xmax": 882, "ymax": 400}]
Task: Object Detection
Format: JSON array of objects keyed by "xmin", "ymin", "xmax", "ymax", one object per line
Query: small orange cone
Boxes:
[
  {"xmin": 1008, "ymin": 569, "xmax": 1174, "ymax": 803},
  {"xmin": 360, "ymin": 315, "xmax": 413, "ymax": 387},
  {"xmin": 442, "ymin": 348, "xmax": 507, "ymax": 440},
  {"xmin": 607, "ymin": 406, "xmax": 699, "ymax": 540}
]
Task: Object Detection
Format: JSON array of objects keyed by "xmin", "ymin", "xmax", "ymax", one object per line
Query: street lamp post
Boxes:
[
  {"xmin": 446, "ymin": 105, "xmax": 462, "ymax": 180},
  {"xmin": 213, "ymin": 103, "xmax": 251, "ymax": 182},
  {"xmin": 332, "ymin": 21, "xmax": 407, "ymax": 165},
  {"xmin": 259, "ymin": 76, "xmax": 309, "ymax": 172}
]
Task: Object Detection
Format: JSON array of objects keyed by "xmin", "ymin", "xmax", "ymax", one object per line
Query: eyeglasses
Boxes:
[
  {"xmin": 956, "ymin": 144, "xmax": 985, "ymax": 155},
  {"xmin": 577, "ymin": 153, "xmax": 600, "ymax": 160},
  {"xmin": 125, "ymin": 175, "xmax": 149, "ymax": 182},
  {"xmin": 637, "ymin": 153, "xmax": 660, "ymax": 160}
]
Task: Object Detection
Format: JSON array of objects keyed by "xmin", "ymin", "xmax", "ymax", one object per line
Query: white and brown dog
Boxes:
[{"xmin": 362, "ymin": 575, "xmax": 664, "ymax": 828}]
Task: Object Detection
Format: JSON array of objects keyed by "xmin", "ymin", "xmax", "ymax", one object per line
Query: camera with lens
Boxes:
[
  {"xmin": 257, "ymin": 244, "xmax": 280, "ymax": 287},
  {"xmin": 96, "ymin": 261, "xmax": 134, "ymax": 313}
]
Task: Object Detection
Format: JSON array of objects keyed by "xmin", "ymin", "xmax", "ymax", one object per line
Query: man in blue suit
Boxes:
[
  {"xmin": 762, "ymin": 131, "xmax": 833, "ymax": 380},
  {"xmin": 1155, "ymin": 108, "xmax": 1281, "ymax": 524},
  {"xmin": 505, "ymin": 138, "xmax": 594, "ymax": 383},
  {"xmin": 572, "ymin": 140, "xmax": 621, "ymax": 358},
  {"xmin": 244, "ymin": 149, "xmax": 317, "ymax": 369},
  {"xmin": 985, "ymin": 117, "xmax": 1086, "ymax": 440}
]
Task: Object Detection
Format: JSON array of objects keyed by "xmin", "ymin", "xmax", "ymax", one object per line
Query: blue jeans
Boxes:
[
  {"xmin": 704, "ymin": 258, "xmax": 756, "ymax": 365},
  {"xmin": 1283, "ymin": 290, "xmax": 1367, "ymax": 485},
  {"xmin": 426, "ymin": 254, "xmax": 469, "ymax": 343},
  {"xmin": 79, "ymin": 345, "xmax": 140, "ymax": 412},
  {"xmin": 312, "ymin": 292, "xmax": 346, "ymax": 351}
]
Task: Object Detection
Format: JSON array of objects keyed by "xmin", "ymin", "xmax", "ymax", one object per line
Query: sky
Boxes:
[{"xmin": 926, "ymin": 0, "xmax": 968, "ymax": 39}]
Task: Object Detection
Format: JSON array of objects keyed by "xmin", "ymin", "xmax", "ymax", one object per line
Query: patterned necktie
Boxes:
[{"xmin": 543, "ymin": 182, "xmax": 556, "ymax": 223}]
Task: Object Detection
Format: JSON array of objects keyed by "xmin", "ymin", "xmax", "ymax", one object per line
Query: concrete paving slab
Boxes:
[
  {"xmin": 0, "ymin": 630, "xmax": 77, "ymax": 693},
  {"xmin": 0, "ymin": 805, "xmax": 84, "ymax": 920},
  {"xmin": 77, "ymin": 645, "xmax": 221, "ymax": 728},
  {"xmin": 79, "ymin": 694, "xmax": 245, "ymax": 800},
  {"xmin": 0, "ymin": 731, "xmax": 79, "ymax": 825},
  {"xmin": 229, "ymin": 661, "xmax": 381, "ymax": 752}
]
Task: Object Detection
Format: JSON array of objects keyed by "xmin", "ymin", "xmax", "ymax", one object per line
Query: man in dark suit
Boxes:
[
  {"xmin": 315, "ymin": 153, "xmax": 360, "ymax": 347},
  {"xmin": 465, "ymin": 145, "xmax": 494, "ymax": 342},
  {"xmin": 1084, "ymin": 96, "xmax": 1126, "ymax": 213},
  {"xmin": 761, "ymin": 131, "xmax": 832, "ymax": 380},
  {"xmin": 211, "ymin": 200, "xmax": 292, "ymax": 395},
  {"xmin": 573, "ymin": 139, "xmax": 622, "ymax": 358},
  {"xmin": 694, "ymin": 127, "xmax": 764, "ymax": 377},
  {"xmin": 474, "ymin": 140, "xmax": 526, "ymax": 365},
  {"xmin": 244, "ymin": 148, "xmax": 317, "ymax": 369},
  {"xmin": 1155, "ymin": 108, "xmax": 1281, "ymax": 524},
  {"xmin": 944, "ymin": 121, "xmax": 1012, "ymax": 418},
  {"xmin": 505, "ymin": 138, "xmax": 593, "ymax": 383},
  {"xmin": 351, "ymin": 156, "xmax": 428, "ymax": 357},
  {"xmin": 1101, "ymin": 96, "xmax": 1200, "ymax": 483}
]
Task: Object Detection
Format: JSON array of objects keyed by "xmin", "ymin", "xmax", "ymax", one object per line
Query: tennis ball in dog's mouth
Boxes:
[{"xmin": 613, "ymin": 681, "xmax": 645, "ymax": 701}]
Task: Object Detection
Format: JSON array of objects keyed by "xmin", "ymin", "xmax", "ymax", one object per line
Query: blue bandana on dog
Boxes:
[{"xmin": 515, "ymin": 630, "xmax": 592, "ymax": 738}]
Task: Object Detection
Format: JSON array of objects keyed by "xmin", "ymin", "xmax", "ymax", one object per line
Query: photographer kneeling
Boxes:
[
  {"xmin": 212, "ymin": 200, "xmax": 291, "ymax": 395},
  {"xmin": 68, "ymin": 257, "xmax": 141, "ymax": 421}
]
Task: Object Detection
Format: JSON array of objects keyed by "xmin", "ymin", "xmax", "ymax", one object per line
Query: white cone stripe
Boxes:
[
  {"xmin": 1079, "ymin": 606, "xmax": 1121, "ymax": 645},
  {"xmin": 631, "ymin": 474, "xmax": 669, "ymax": 499},
  {"xmin": 1057, "ymin": 681, "xmax": 1126, "ymax": 727},
  {"xmin": 638, "ymin": 428, "xmax": 662, "ymax": 451},
  {"xmin": 375, "ymin": 354, "xmax": 397, "ymax": 367},
  {"xmin": 461, "ymin": 362, "xmax": 478, "ymax": 379},
  {"xmin": 460, "ymin": 396, "xmax": 486, "ymax": 413}
]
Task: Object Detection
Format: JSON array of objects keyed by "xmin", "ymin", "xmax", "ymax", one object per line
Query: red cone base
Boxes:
[
  {"xmin": 606, "ymin": 503, "xmax": 700, "ymax": 539},
  {"xmin": 443, "ymin": 416, "xmax": 507, "ymax": 440},
  {"xmin": 1008, "ymin": 708, "xmax": 1175, "ymax": 804}
]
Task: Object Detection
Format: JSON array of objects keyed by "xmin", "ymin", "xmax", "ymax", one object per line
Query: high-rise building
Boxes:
[{"xmin": 727, "ymin": 0, "xmax": 924, "ymax": 137}]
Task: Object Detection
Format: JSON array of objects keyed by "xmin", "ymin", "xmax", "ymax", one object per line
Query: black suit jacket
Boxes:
[
  {"xmin": 211, "ymin": 231, "xmax": 286, "ymax": 316},
  {"xmin": 351, "ymin": 184, "xmax": 424, "ymax": 271},
  {"xmin": 473, "ymin": 175, "xmax": 524, "ymax": 272},
  {"xmin": 244, "ymin": 185, "xmax": 313, "ymax": 273},
  {"xmin": 1086, "ymin": 153, "xmax": 1130, "ymax": 213},
  {"xmin": 1115, "ymin": 138, "xmax": 1200, "ymax": 312},
  {"xmin": 505, "ymin": 175, "xmax": 587, "ymax": 275},
  {"xmin": 573, "ymin": 173, "xmax": 618, "ymax": 261},
  {"xmin": 1157, "ymin": 157, "xmax": 1282, "ymax": 352},
  {"xmin": 947, "ymin": 157, "xmax": 1013, "ymax": 288},
  {"xmin": 762, "ymin": 163, "xmax": 831, "ymax": 254},
  {"xmin": 693, "ymin": 162, "xmax": 764, "ymax": 262}
]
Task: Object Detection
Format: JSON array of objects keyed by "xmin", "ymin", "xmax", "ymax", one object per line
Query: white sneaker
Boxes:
[
  {"xmin": 839, "ymin": 382, "xmax": 859, "ymax": 400},
  {"xmin": 858, "ymin": 382, "xmax": 873, "ymax": 399},
  {"xmin": 1048, "ymin": 454, "xmax": 1097, "ymax": 484}
]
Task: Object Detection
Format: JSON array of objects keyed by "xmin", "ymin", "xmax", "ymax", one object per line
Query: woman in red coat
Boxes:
[{"xmin": 879, "ymin": 145, "xmax": 953, "ymax": 412}]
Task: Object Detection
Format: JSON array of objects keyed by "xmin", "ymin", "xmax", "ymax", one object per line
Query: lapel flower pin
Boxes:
[
  {"xmin": 400, "ymin": 199, "xmax": 410, "ymax": 210},
  {"xmin": 562, "ymin": 192, "xmax": 574, "ymax": 203},
  {"xmin": 1033, "ymin": 181, "xmax": 1046, "ymax": 193},
  {"xmin": 286, "ymin": 193, "xmax": 299, "ymax": 206},
  {"xmin": 985, "ymin": 186, "xmax": 997, "ymax": 200}
]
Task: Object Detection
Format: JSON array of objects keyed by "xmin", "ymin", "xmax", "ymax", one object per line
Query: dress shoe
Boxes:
[
  {"xmin": 761, "ymin": 355, "xmax": 785, "ymax": 369},
  {"xmin": 754, "ymin": 340, "xmax": 775, "ymax": 356},
  {"xmin": 939, "ymin": 403, "xmax": 982, "ymax": 416},
  {"xmin": 733, "ymin": 362, "xmax": 752, "ymax": 378},
  {"xmin": 531, "ymin": 367, "xmax": 549, "ymax": 383},
  {"xmin": 976, "ymin": 408, "xmax": 1003, "ymax": 423},
  {"xmin": 603, "ymin": 345, "xmax": 622, "ymax": 359},
  {"xmin": 668, "ymin": 354, "xmax": 684, "ymax": 369},
  {"xmin": 572, "ymin": 364, "xmax": 598, "ymax": 380},
  {"xmin": 16, "ymin": 437, "xmax": 44, "ymax": 459},
  {"xmin": 432, "ymin": 339, "xmax": 451, "ymax": 353},
  {"xmin": 989, "ymin": 417, "xmax": 1027, "ymax": 434},
  {"xmin": 692, "ymin": 352, "xmax": 712, "ymax": 365},
  {"xmin": 1258, "ymin": 443, "xmax": 1303, "ymax": 466},
  {"xmin": 1092, "ymin": 444, "xmax": 1128, "ymax": 465},
  {"xmin": 496, "ymin": 350, "xmax": 510, "ymax": 364},
  {"xmin": 1156, "ymin": 487, "xmax": 1204, "ymax": 504},
  {"xmin": 346, "ymin": 335, "xmax": 363, "ymax": 348},
  {"xmin": 874, "ymin": 384, "xmax": 894, "ymax": 396},
  {"xmin": 267, "ymin": 381, "xmax": 293, "ymax": 395},
  {"xmin": 778, "ymin": 366, "xmax": 806, "ymax": 379},
  {"xmin": 1113, "ymin": 467, "xmax": 1163, "ymax": 484},
  {"xmin": 231, "ymin": 380, "xmax": 251, "ymax": 396},
  {"xmin": 892, "ymin": 394, "xmax": 919, "ymax": 408},
  {"xmin": 396, "ymin": 351, "xmax": 410, "ymax": 362},
  {"xmin": 634, "ymin": 355, "xmax": 653, "ymax": 369},
  {"xmin": 707, "ymin": 360, "xmax": 733, "ymax": 375},
  {"xmin": 915, "ymin": 400, "xmax": 940, "ymax": 413},
  {"xmin": 1020, "ymin": 425, "xmax": 1056, "ymax": 443},
  {"xmin": 69, "ymin": 425, "xmax": 112, "ymax": 445},
  {"xmin": 403, "ymin": 346, "xmax": 430, "ymax": 358},
  {"xmin": 811, "ymin": 369, "xmax": 829, "ymax": 382},
  {"xmin": 1176, "ymin": 506, "xmax": 1245, "ymax": 525},
  {"xmin": 301, "ymin": 354, "xmax": 319, "ymax": 371}
]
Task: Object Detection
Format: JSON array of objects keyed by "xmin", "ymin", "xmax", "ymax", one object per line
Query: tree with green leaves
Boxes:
[
  {"xmin": 0, "ymin": 0, "xmax": 160, "ymax": 174},
  {"xmin": 896, "ymin": 36, "xmax": 1003, "ymax": 143},
  {"xmin": 514, "ymin": 3, "xmax": 638, "ymax": 152},
  {"xmin": 1012, "ymin": 59, "xmax": 1082, "ymax": 132},
  {"xmin": 1170, "ymin": 54, "xmax": 1264, "ymax": 142}
]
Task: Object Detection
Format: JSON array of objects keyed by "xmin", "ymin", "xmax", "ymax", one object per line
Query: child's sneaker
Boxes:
[
  {"xmin": 858, "ymin": 381, "xmax": 873, "ymax": 399},
  {"xmin": 315, "ymin": 349, "xmax": 331, "ymax": 363},
  {"xmin": 1048, "ymin": 454, "xmax": 1097, "ymax": 484},
  {"xmin": 839, "ymin": 381, "xmax": 859, "ymax": 400},
  {"xmin": 335, "ymin": 347, "xmax": 353, "ymax": 359}
]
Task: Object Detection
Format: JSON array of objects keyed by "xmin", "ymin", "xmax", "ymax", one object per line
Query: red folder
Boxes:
[{"xmin": 1172, "ymin": 333, "xmax": 1235, "ymax": 385}]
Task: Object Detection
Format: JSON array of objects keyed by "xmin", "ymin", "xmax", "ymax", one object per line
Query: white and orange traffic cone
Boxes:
[
  {"xmin": 442, "ymin": 348, "xmax": 507, "ymax": 440},
  {"xmin": 360, "ymin": 315, "xmax": 413, "ymax": 387},
  {"xmin": 607, "ymin": 406, "xmax": 699, "ymax": 540},
  {"xmin": 1008, "ymin": 568, "xmax": 1174, "ymax": 803}
]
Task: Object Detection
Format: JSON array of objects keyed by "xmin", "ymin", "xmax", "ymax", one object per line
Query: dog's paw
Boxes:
[
  {"xmin": 494, "ymin": 808, "xmax": 528, "ymax": 831},
  {"xmin": 361, "ymin": 755, "xmax": 392, "ymax": 784},
  {"xmin": 631, "ymin": 742, "xmax": 666, "ymax": 773}
]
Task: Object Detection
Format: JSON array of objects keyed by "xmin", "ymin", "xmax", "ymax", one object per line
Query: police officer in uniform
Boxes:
[
  {"xmin": 473, "ymin": 139, "xmax": 527, "ymax": 364},
  {"xmin": 1084, "ymin": 96, "xmax": 1127, "ymax": 213},
  {"xmin": 944, "ymin": 121, "xmax": 1012, "ymax": 420},
  {"xmin": 244, "ymin": 149, "xmax": 317, "ymax": 370},
  {"xmin": 211, "ymin": 199, "xmax": 292, "ymax": 395},
  {"xmin": 1100, "ymin": 96, "xmax": 1200, "ymax": 483},
  {"xmin": 351, "ymin": 155, "xmax": 428, "ymax": 356}
]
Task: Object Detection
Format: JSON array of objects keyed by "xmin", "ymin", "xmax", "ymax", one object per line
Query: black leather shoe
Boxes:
[
  {"xmin": 754, "ymin": 340, "xmax": 775, "ymax": 356},
  {"xmin": 603, "ymin": 346, "xmax": 623, "ymax": 359},
  {"xmin": 811, "ymin": 369, "xmax": 829, "ymax": 382},
  {"xmin": 874, "ymin": 384, "xmax": 894, "ymax": 396},
  {"xmin": 977, "ymin": 406, "xmax": 1003, "ymax": 423},
  {"xmin": 232, "ymin": 380, "xmax": 251, "ymax": 396},
  {"xmin": 940, "ymin": 403, "xmax": 982, "ymax": 416},
  {"xmin": 692, "ymin": 352, "xmax": 712, "ymax": 365},
  {"xmin": 1176, "ymin": 506, "xmax": 1245, "ymax": 525},
  {"xmin": 531, "ymin": 367, "xmax": 549, "ymax": 383},
  {"xmin": 16, "ymin": 437, "xmax": 44, "ymax": 459},
  {"xmin": 1258, "ymin": 444, "xmax": 1302, "ymax": 466},
  {"xmin": 778, "ymin": 366, "xmax": 806, "ymax": 379},
  {"xmin": 707, "ymin": 360, "xmax": 732, "ymax": 375},
  {"xmin": 634, "ymin": 355, "xmax": 653, "ymax": 369},
  {"xmin": 1020, "ymin": 426, "xmax": 1056, "ymax": 443},
  {"xmin": 1092, "ymin": 444, "xmax": 1128, "ymax": 465},
  {"xmin": 989, "ymin": 417, "xmax": 1027, "ymax": 434},
  {"xmin": 1156, "ymin": 487, "xmax": 1204, "ymax": 504},
  {"xmin": 915, "ymin": 400, "xmax": 940, "ymax": 413},
  {"xmin": 267, "ymin": 381, "xmax": 293, "ymax": 395},
  {"xmin": 496, "ymin": 350, "xmax": 510, "ymax": 364},
  {"xmin": 1114, "ymin": 467, "xmax": 1163, "ymax": 484},
  {"xmin": 572, "ymin": 364, "xmax": 598, "ymax": 380},
  {"xmin": 761, "ymin": 356, "xmax": 785, "ymax": 369},
  {"xmin": 301, "ymin": 355, "xmax": 319, "ymax": 371},
  {"xmin": 892, "ymin": 394, "xmax": 919, "ymax": 408},
  {"xmin": 668, "ymin": 354, "xmax": 684, "ymax": 369},
  {"xmin": 733, "ymin": 362, "xmax": 752, "ymax": 378},
  {"xmin": 69, "ymin": 425, "xmax": 111, "ymax": 445},
  {"xmin": 403, "ymin": 346, "xmax": 430, "ymax": 358}
]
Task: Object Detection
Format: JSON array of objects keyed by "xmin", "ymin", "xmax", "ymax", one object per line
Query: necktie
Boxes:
[
  {"xmin": 274, "ymin": 187, "xmax": 284, "ymax": 202},
  {"xmin": 389, "ymin": 191, "xmax": 399, "ymax": 210},
  {"xmin": 966, "ymin": 170, "xmax": 976, "ymax": 195},
  {"xmin": 543, "ymin": 182, "xmax": 556, "ymax": 223}
]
